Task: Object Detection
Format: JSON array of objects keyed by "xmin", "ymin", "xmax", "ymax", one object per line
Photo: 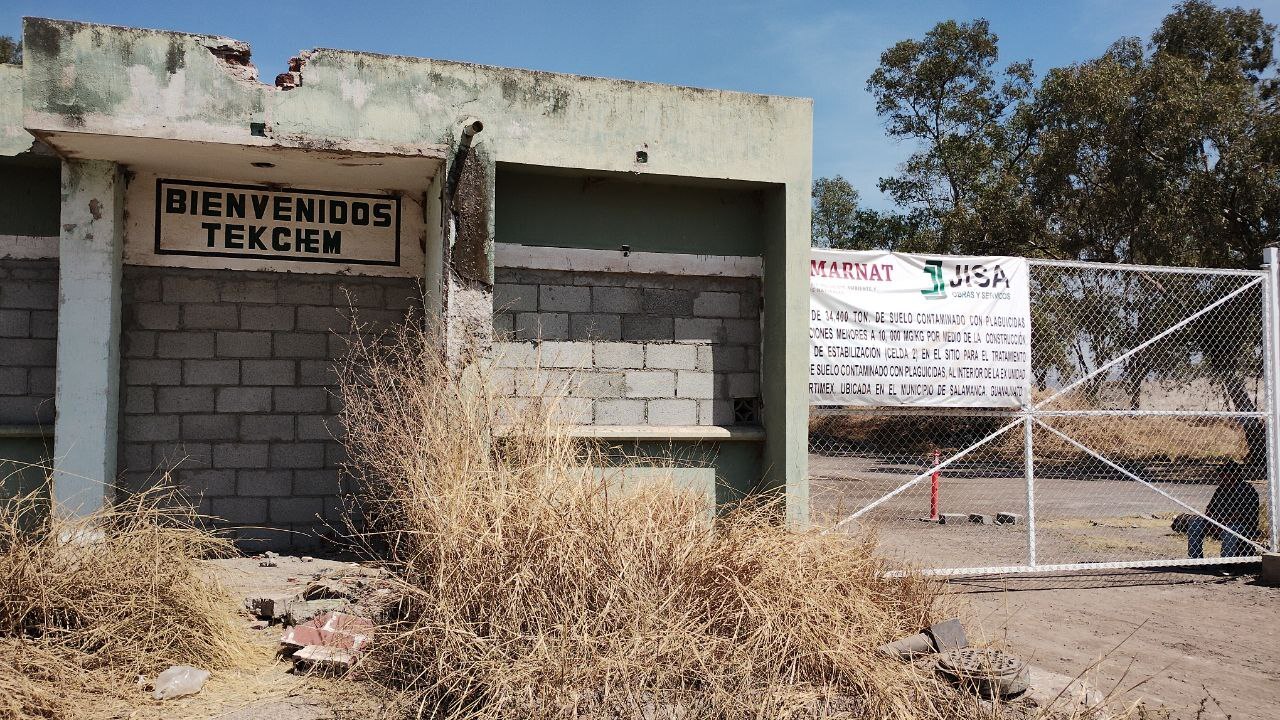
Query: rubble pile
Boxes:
[{"xmin": 241, "ymin": 553, "xmax": 397, "ymax": 673}]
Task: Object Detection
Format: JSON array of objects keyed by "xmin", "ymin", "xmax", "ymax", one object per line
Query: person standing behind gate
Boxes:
[{"xmin": 1186, "ymin": 462, "xmax": 1260, "ymax": 559}]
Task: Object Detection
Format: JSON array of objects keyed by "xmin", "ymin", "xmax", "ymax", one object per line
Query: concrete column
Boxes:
[
  {"xmin": 761, "ymin": 182, "xmax": 810, "ymax": 528},
  {"xmin": 53, "ymin": 160, "xmax": 123, "ymax": 517}
]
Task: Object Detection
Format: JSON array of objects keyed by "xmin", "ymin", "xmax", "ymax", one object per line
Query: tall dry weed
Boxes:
[
  {"xmin": 336, "ymin": 319, "xmax": 988, "ymax": 719},
  {"xmin": 0, "ymin": 488, "xmax": 253, "ymax": 719}
]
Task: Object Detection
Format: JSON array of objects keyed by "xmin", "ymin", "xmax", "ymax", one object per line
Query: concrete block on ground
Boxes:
[
  {"xmin": 969, "ymin": 513, "xmax": 993, "ymax": 525},
  {"xmin": 1262, "ymin": 552, "xmax": 1280, "ymax": 587},
  {"xmin": 996, "ymin": 512, "xmax": 1022, "ymax": 525},
  {"xmin": 939, "ymin": 513, "xmax": 967, "ymax": 525}
]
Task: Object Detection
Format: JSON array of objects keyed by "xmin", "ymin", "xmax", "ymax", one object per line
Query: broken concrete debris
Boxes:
[
  {"xmin": 280, "ymin": 612, "xmax": 373, "ymax": 673},
  {"xmin": 936, "ymin": 647, "xmax": 1030, "ymax": 699},
  {"xmin": 877, "ymin": 618, "xmax": 968, "ymax": 659},
  {"xmin": 151, "ymin": 665, "xmax": 211, "ymax": 700},
  {"xmin": 996, "ymin": 512, "xmax": 1022, "ymax": 525}
]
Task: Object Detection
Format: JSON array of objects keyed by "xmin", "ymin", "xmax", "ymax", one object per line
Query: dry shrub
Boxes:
[
  {"xmin": 0, "ymin": 488, "xmax": 253, "ymax": 719},
  {"xmin": 337, "ymin": 320, "xmax": 989, "ymax": 720}
]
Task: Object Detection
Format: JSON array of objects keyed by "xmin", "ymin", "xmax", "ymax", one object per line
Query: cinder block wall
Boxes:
[
  {"xmin": 492, "ymin": 267, "xmax": 761, "ymax": 426},
  {"xmin": 0, "ymin": 259, "xmax": 57, "ymax": 426},
  {"xmin": 116, "ymin": 266, "xmax": 420, "ymax": 549}
]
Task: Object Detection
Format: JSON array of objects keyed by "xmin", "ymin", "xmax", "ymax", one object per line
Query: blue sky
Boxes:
[{"xmin": 4, "ymin": 0, "xmax": 1279, "ymax": 208}]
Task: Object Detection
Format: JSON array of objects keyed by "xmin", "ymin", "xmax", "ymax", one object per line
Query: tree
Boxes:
[
  {"xmin": 867, "ymin": 19, "xmax": 1042, "ymax": 256},
  {"xmin": 0, "ymin": 36, "xmax": 20, "ymax": 65},
  {"xmin": 811, "ymin": 174, "xmax": 919, "ymax": 250}
]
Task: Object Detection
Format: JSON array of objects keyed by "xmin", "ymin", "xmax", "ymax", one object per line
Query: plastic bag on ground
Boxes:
[{"xmin": 152, "ymin": 665, "xmax": 210, "ymax": 700}]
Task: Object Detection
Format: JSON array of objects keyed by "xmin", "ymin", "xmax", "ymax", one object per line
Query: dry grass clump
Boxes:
[
  {"xmin": 0, "ymin": 488, "xmax": 253, "ymax": 719},
  {"xmin": 337, "ymin": 320, "xmax": 989, "ymax": 720}
]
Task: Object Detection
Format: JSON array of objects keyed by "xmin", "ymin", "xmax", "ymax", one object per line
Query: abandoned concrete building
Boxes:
[{"xmin": 0, "ymin": 17, "xmax": 813, "ymax": 549}]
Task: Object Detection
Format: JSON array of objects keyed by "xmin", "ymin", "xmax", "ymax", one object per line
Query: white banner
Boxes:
[{"xmin": 810, "ymin": 249, "xmax": 1032, "ymax": 408}]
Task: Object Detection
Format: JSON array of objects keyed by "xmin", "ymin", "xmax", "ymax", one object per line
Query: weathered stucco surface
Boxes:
[{"xmin": 0, "ymin": 65, "xmax": 32, "ymax": 156}]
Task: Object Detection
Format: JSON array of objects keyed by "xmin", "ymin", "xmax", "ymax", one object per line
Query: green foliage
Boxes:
[{"xmin": 810, "ymin": 175, "xmax": 918, "ymax": 250}]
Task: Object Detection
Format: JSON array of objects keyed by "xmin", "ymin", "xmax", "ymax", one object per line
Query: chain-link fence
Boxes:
[{"xmin": 811, "ymin": 258, "xmax": 1279, "ymax": 575}]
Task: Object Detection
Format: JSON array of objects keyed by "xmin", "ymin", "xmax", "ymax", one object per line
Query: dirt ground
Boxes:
[{"xmin": 959, "ymin": 569, "xmax": 1279, "ymax": 720}]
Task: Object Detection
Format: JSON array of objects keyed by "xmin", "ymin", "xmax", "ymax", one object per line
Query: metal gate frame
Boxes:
[{"xmin": 820, "ymin": 254, "xmax": 1280, "ymax": 576}]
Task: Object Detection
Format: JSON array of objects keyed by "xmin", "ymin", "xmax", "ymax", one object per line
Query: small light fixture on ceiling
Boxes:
[{"xmin": 251, "ymin": 161, "xmax": 275, "ymax": 168}]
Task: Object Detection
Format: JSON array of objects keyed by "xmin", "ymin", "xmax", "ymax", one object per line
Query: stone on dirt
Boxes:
[
  {"xmin": 939, "ymin": 513, "xmax": 967, "ymax": 525},
  {"xmin": 1261, "ymin": 552, "xmax": 1280, "ymax": 587},
  {"xmin": 968, "ymin": 513, "xmax": 993, "ymax": 525},
  {"xmin": 292, "ymin": 645, "xmax": 355, "ymax": 673},
  {"xmin": 1021, "ymin": 665, "xmax": 1105, "ymax": 716},
  {"xmin": 995, "ymin": 512, "xmax": 1021, "ymax": 525},
  {"xmin": 245, "ymin": 594, "xmax": 292, "ymax": 621}
]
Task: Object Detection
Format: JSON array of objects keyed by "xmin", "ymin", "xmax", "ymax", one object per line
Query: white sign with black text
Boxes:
[{"xmin": 809, "ymin": 249, "xmax": 1032, "ymax": 408}]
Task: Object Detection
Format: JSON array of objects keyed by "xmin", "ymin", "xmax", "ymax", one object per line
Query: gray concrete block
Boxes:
[
  {"xmin": 642, "ymin": 289, "xmax": 693, "ymax": 315},
  {"xmin": 676, "ymin": 371, "xmax": 715, "ymax": 399},
  {"xmin": 297, "ymin": 415, "xmax": 336, "ymax": 441},
  {"xmin": 996, "ymin": 512, "xmax": 1022, "ymax": 525},
  {"xmin": 939, "ymin": 513, "xmax": 967, "ymax": 525},
  {"xmin": 625, "ymin": 370, "xmax": 675, "ymax": 398},
  {"xmin": 275, "ymin": 387, "xmax": 330, "ymax": 413},
  {"xmin": 492, "ymin": 312, "xmax": 515, "ymax": 337},
  {"xmin": 278, "ymin": 281, "xmax": 333, "ymax": 305},
  {"xmin": 0, "ymin": 338, "xmax": 55, "ymax": 366},
  {"xmin": 241, "ymin": 305, "xmax": 295, "ymax": 331},
  {"xmin": 155, "ymin": 332, "xmax": 216, "ymax": 359},
  {"xmin": 493, "ymin": 283, "xmax": 538, "ymax": 313},
  {"xmin": 156, "ymin": 386, "xmax": 215, "ymax": 413},
  {"xmin": 725, "ymin": 372, "xmax": 759, "ymax": 398},
  {"xmin": 270, "ymin": 443, "xmax": 326, "ymax": 469},
  {"xmin": 131, "ymin": 303, "xmax": 180, "ymax": 330},
  {"xmin": 693, "ymin": 291, "xmax": 742, "ymax": 318},
  {"xmin": 969, "ymin": 513, "xmax": 993, "ymax": 525},
  {"xmin": 698, "ymin": 399, "xmax": 735, "ymax": 425},
  {"xmin": 123, "ymin": 415, "xmax": 180, "ymax": 443},
  {"xmin": 126, "ymin": 359, "xmax": 183, "ymax": 386},
  {"xmin": 122, "ymin": 387, "xmax": 154, "ymax": 414},
  {"xmin": 298, "ymin": 360, "xmax": 337, "ymax": 387},
  {"xmin": 162, "ymin": 276, "xmax": 219, "ymax": 303},
  {"xmin": 323, "ymin": 443, "xmax": 347, "ymax": 469},
  {"xmin": 121, "ymin": 443, "xmax": 154, "ymax": 470},
  {"xmin": 646, "ymin": 344, "xmax": 697, "ymax": 370},
  {"xmin": 333, "ymin": 283, "xmax": 383, "ymax": 308},
  {"xmin": 591, "ymin": 286, "xmax": 643, "ymax": 314},
  {"xmin": 216, "ymin": 387, "xmax": 272, "ymax": 413},
  {"xmin": 183, "ymin": 359, "xmax": 239, "ymax": 385},
  {"xmin": 237, "ymin": 470, "xmax": 294, "ymax": 497},
  {"xmin": 297, "ymin": 305, "xmax": 345, "ymax": 332},
  {"xmin": 673, "ymin": 318, "xmax": 727, "ymax": 344},
  {"xmin": 549, "ymin": 397, "xmax": 593, "ymax": 424},
  {"xmin": 270, "ymin": 497, "xmax": 324, "ymax": 524},
  {"xmin": 1, "ymin": 281, "xmax": 57, "ymax": 310},
  {"xmin": 213, "ymin": 442, "xmax": 270, "ymax": 468},
  {"xmin": 539, "ymin": 285, "xmax": 591, "ymax": 312},
  {"xmin": 0, "ymin": 367, "xmax": 27, "ymax": 395},
  {"xmin": 515, "ymin": 312, "xmax": 569, "ymax": 341},
  {"xmin": 569, "ymin": 313, "xmax": 622, "ymax": 341},
  {"xmin": 153, "ymin": 441, "xmax": 213, "ymax": 469},
  {"xmin": 128, "ymin": 274, "xmax": 162, "ymax": 302},
  {"xmin": 384, "ymin": 282, "xmax": 422, "ymax": 311},
  {"xmin": 0, "ymin": 309, "xmax": 29, "ymax": 337},
  {"xmin": 702, "ymin": 345, "xmax": 746, "ymax": 372},
  {"xmin": 181, "ymin": 303, "xmax": 239, "ymax": 330},
  {"xmin": 27, "ymin": 367, "xmax": 54, "ymax": 395},
  {"xmin": 274, "ymin": 333, "xmax": 329, "ymax": 359},
  {"xmin": 622, "ymin": 315, "xmax": 674, "ymax": 342},
  {"xmin": 539, "ymin": 341, "xmax": 593, "ymax": 368},
  {"xmin": 1262, "ymin": 553, "xmax": 1280, "ymax": 587},
  {"xmin": 724, "ymin": 319, "xmax": 760, "ymax": 344},
  {"xmin": 570, "ymin": 372, "xmax": 625, "ymax": 398},
  {"xmin": 28, "ymin": 310, "xmax": 57, "ymax": 339},
  {"xmin": 241, "ymin": 415, "xmax": 295, "ymax": 441},
  {"xmin": 179, "ymin": 468, "xmax": 236, "ymax": 497},
  {"xmin": 493, "ymin": 342, "xmax": 537, "ymax": 368},
  {"xmin": 216, "ymin": 331, "xmax": 272, "ymax": 358},
  {"xmin": 293, "ymin": 469, "xmax": 339, "ymax": 496},
  {"xmin": 182, "ymin": 414, "xmax": 239, "ymax": 442},
  {"xmin": 594, "ymin": 398, "xmax": 645, "ymax": 425},
  {"xmin": 211, "ymin": 496, "xmax": 269, "ymax": 523},
  {"xmin": 122, "ymin": 330, "xmax": 157, "ymax": 358},
  {"xmin": 647, "ymin": 399, "xmax": 697, "ymax": 425},
  {"xmin": 242, "ymin": 359, "xmax": 297, "ymax": 386},
  {"xmin": 220, "ymin": 279, "xmax": 278, "ymax": 304},
  {"xmin": 594, "ymin": 341, "xmax": 645, "ymax": 369}
]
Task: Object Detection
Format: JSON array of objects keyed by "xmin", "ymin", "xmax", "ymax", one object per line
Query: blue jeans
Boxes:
[{"xmin": 1187, "ymin": 516, "xmax": 1253, "ymax": 558}]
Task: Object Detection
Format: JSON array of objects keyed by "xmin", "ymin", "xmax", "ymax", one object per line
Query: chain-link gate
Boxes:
[{"xmin": 811, "ymin": 257, "xmax": 1280, "ymax": 575}]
